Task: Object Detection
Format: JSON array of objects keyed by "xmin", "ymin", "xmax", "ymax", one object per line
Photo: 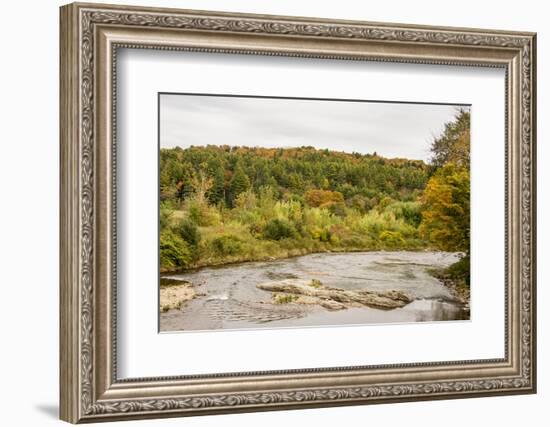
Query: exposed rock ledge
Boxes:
[{"xmin": 257, "ymin": 279, "xmax": 412, "ymax": 311}]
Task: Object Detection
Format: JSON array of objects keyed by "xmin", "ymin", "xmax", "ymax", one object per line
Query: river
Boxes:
[{"xmin": 160, "ymin": 251, "xmax": 468, "ymax": 332}]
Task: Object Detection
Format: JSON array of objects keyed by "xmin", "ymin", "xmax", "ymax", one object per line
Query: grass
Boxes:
[
  {"xmin": 272, "ymin": 293, "xmax": 299, "ymax": 304},
  {"xmin": 310, "ymin": 279, "xmax": 323, "ymax": 289}
]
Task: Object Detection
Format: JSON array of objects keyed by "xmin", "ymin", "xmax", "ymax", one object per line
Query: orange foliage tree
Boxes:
[{"xmin": 304, "ymin": 189, "xmax": 344, "ymax": 208}]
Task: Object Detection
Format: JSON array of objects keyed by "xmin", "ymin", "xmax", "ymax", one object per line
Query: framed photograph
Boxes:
[{"xmin": 60, "ymin": 2, "xmax": 537, "ymax": 423}]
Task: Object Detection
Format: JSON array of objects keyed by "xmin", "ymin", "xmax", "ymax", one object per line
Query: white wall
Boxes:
[{"xmin": 0, "ymin": 1, "xmax": 545, "ymax": 425}]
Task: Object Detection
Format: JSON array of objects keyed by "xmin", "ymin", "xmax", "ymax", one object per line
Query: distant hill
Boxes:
[{"xmin": 160, "ymin": 145, "xmax": 429, "ymax": 207}]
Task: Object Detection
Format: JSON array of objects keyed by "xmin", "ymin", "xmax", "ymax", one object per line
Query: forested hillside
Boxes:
[
  {"xmin": 159, "ymin": 109, "xmax": 470, "ymax": 280},
  {"xmin": 160, "ymin": 146, "xmax": 429, "ymax": 207}
]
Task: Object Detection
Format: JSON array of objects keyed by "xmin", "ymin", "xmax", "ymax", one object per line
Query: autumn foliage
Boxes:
[
  {"xmin": 419, "ymin": 109, "xmax": 471, "ymax": 286},
  {"xmin": 159, "ymin": 109, "xmax": 471, "ymax": 277},
  {"xmin": 419, "ymin": 163, "xmax": 470, "ymax": 252},
  {"xmin": 304, "ymin": 189, "xmax": 344, "ymax": 208}
]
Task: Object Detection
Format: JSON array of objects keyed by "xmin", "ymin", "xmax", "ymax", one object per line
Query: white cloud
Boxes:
[{"xmin": 160, "ymin": 93, "xmax": 469, "ymax": 162}]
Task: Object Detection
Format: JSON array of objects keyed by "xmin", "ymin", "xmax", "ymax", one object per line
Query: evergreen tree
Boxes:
[
  {"xmin": 208, "ymin": 167, "xmax": 226, "ymax": 205},
  {"xmin": 228, "ymin": 164, "xmax": 250, "ymax": 206}
]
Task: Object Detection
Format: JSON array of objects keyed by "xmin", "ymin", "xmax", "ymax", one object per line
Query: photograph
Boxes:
[{"xmin": 158, "ymin": 93, "xmax": 471, "ymax": 332}]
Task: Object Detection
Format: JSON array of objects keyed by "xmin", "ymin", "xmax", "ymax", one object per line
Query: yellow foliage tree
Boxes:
[{"xmin": 419, "ymin": 163, "xmax": 470, "ymax": 253}]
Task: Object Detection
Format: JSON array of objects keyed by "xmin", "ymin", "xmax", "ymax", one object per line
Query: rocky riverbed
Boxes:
[{"xmin": 160, "ymin": 251, "xmax": 469, "ymax": 332}]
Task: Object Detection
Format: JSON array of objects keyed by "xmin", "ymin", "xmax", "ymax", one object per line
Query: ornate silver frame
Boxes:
[{"xmin": 60, "ymin": 2, "xmax": 537, "ymax": 423}]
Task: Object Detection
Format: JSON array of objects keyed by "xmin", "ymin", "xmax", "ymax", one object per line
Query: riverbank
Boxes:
[
  {"xmin": 161, "ymin": 245, "xmax": 437, "ymax": 275},
  {"xmin": 159, "ymin": 278, "xmax": 198, "ymax": 313},
  {"xmin": 427, "ymin": 261, "xmax": 470, "ymax": 314},
  {"xmin": 436, "ymin": 274, "xmax": 470, "ymax": 312}
]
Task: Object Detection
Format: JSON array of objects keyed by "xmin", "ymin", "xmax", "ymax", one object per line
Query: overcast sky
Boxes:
[{"xmin": 160, "ymin": 94, "xmax": 469, "ymax": 162}]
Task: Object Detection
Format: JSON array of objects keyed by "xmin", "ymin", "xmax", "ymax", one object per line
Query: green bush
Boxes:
[
  {"xmin": 400, "ymin": 202, "xmax": 423, "ymax": 227},
  {"xmin": 318, "ymin": 228, "xmax": 331, "ymax": 242},
  {"xmin": 176, "ymin": 218, "xmax": 201, "ymax": 248},
  {"xmin": 354, "ymin": 211, "xmax": 386, "ymax": 236},
  {"xmin": 185, "ymin": 197, "xmax": 220, "ymax": 226},
  {"xmin": 326, "ymin": 202, "xmax": 347, "ymax": 218},
  {"xmin": 263, "ymin": 218, "xmax": 296, "ymax": 240},
  {"xmin": 210, "ymin": 234, "xmax": 243, "ymax": 256},
  {"xmin": 160, "ymin": 229, "xmax": 192, "ymax": 270},
  {"xmin": 159, "ymin": 208, "xmax": 172, "ymax": 230},
  {"xmin": 386, "ymin": 201, "xmax": 423, "ymax": 227},
  {"xmin": 446, "ymin": 255, "xmax": 470, "ymax": 286},
  {"xmin": 341, "ymin": 235, "xmax": 371, "ymax": 249},
  {"xmin": 379, "ymin": 230, "xmax": 405, "ymax": 247}
]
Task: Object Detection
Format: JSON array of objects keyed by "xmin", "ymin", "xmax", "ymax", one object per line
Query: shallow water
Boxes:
[{"xmin": 160, "ymin": 251, "xmax": 468, "ymax": 332}]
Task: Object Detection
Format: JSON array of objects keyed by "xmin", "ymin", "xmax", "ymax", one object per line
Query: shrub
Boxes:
[
  {"xmin": 210, "ymin": 234, "xmax": 243, "ymax": 256},
  {"xmin": 303, "ymin": 207, "xmax": 334, "ymax": 235},
  {"xmin": 386, "ymin": 201, "xmax": 423, "ymax": 227},
  {"xmin": 379, "ymin": 230, "xmax": 405, "ymax": 247},
  {"xmin": 318, "ymin": 228, "xmax": 331, "ymax": 242},
  {"xmin": 263, "ymin": 218, "xmax": 296, "ymax": 240},
  {"xmin": 176, "ymin": 218, "xmax": 201, "ymax": 248},
  {"xmin": 185, "ymin": 197, "xmax": 220, "ymax": 226},
  {"xmin": 230, "ymin": 201, "xmax": 263, "ymax": 227},
  {"xmin": 377, "ymin": 196, "xmax": 394, "ymax": 211},
  {"xmin": 446, "ymin": 255, "xmax": 470, "ymax": 286},
  {"xmin": 400, "ymin": 203, "xmax": 422, "ymax": 227},
  {"xmin": 325, "ymin": 201, "xmax": 347, "ymax": 218},
  {"xmin": 341, "ymin": 235, "xmax": 374, "ymax": 249},
  {"xmin": 347, "ymin": 194, "xmax": 369, "ymax": 213},
  {"xmin": 257, "ymin": 185, "xmax": 278, "ymax": 210},
  {"xmin": 354, "ymin": 211, "xmax": 386, "ymax": 236},
  {"xmin": 234, "ymin": 189, "xmax": 257, "ymax": 210},
  {"xmin": 160, "ymin": 199, "xmax": 177, "ymax": 211},
  {"xmin": 281, "ymin": 200, "xmax": 303, "ymax": 224},
  {"xmin": 159, "ymin": 208, "xmax": 172, "ymax": 230},
  {"xmin": 159, "ymin": 229, "xmax": 192, "ymax": 270}
]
